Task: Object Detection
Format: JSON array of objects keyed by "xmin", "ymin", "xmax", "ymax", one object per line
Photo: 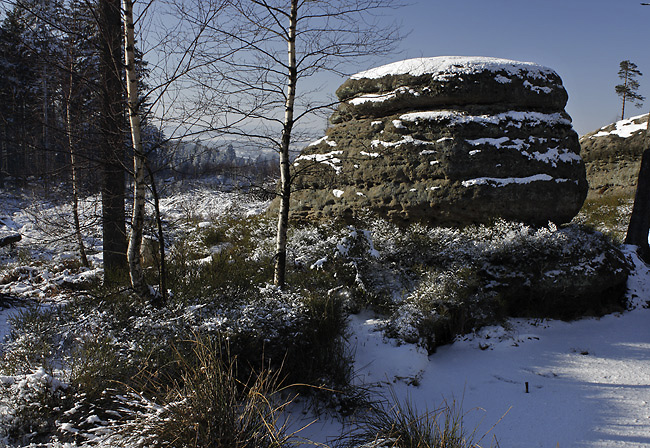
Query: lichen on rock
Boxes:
[{"xmin": 291, "ymin": 56, "xmax": 588, "ymax": 226}]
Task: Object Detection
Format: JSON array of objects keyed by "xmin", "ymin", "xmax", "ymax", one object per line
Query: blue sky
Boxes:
[{"xmin": 354, "ymin": 0, "xmax": 650, "ymax": 135}]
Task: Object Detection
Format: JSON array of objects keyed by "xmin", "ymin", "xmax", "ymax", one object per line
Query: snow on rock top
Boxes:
[
  {"xmin": 591, "ymin": 113, "xmax": 648, "ymax": 139},
  {"xmin": 290, "ymin": 56, "xmax": 585, "ymax": 226},
  {"xmin": 351, "ymin": 56, "xmax": 556, "ymax": 80}
]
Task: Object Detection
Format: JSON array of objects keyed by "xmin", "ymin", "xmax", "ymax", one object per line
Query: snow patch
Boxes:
[
  {"xmin": 360, "ymin": 151, "xmax": 380, "ymax": 158},
  {"xmin": 592, "ymin": 114, "xmax": 648, "ymax": 139},
  {"xmin": 348, "ymin": 91, "xmax": 396, "ymax": 105},
  {"xmin": 308, "ymin": 136, "xmax": 337, "ymax": 147},
  {"xmin": 392, "ymin": 119, "xmax": 406, "ymax": 129},
  {"xmin": 372, "ymin": 135, "xmax": 435, "ymax": 149},
  {"xmin": 352, "ymin": 56, "xmax": 556, "ymax": 80},
  {"xmin": 461, "ymin": 174, "xmax": 573, "ymax": 187},
  {"xmin": 294, "ymin": 150, "xmax": 344, "ymax": 174},
  {"xmin": 400, "ymin": 110, "xmax": 571, "ymax": 127},
  {"xmin": 523, "ymin": 79, "xmax": 552, "ymax": 94}
]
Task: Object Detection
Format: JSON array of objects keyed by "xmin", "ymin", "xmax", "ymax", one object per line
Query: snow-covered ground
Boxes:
[
  {"xmin": 292, "ymin": 248, "xmax": 650, "ymax": 447},
  {"xmin": 1, "ymin": 186, "xmax": 649, "ymax": 447},
  {"xmin": 591, "ymin": 114, "xmax": 648, "ymax": 139}
]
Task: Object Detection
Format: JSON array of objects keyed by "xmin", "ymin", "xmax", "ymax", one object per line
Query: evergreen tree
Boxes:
[
  {"xmin": 0, "ymin": 5, "xmax": 42, "ymax": 182},
  {"xmin": 616, "ymin": 60, "xmax": 645, "ymax": 120}
]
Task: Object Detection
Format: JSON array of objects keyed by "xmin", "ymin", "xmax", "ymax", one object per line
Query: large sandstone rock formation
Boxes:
[
  {"xmin": 580, "ymin": 114, "xmax": 647, "ymax": 198},
  {"xmin": 291, "ymin": 56, "xmax": 588, "ymax": 226}
]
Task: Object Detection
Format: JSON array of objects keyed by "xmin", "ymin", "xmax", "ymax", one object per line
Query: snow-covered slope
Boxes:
[
  {"xmin": 293, "ymin": 247, "xmax": 650, "ymax": 447},
  {"xmin": 580, "ymin": 114, "xmax": 647, "ymax": 197},
  {"xmin": 589, "ymin": 113, "xmax": 648, "ymax": 139}
]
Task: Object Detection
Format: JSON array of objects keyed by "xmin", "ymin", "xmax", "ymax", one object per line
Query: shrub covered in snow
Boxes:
[
  {"xmin": 364, "ymin": 219, "xmax": 631, "ymax": 351},
  {"xmin": 0, "ymin": 282, "xmax": 348, "ymax": 445},
  {"xmin": 0, "ymin": 367, "xmax": 68, "ymax": 445}
]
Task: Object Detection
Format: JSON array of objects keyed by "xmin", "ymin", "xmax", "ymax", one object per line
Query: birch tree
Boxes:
[
  {"xmin": 179, "ymin": 0, "xmax": 403, "ymax": 288},
  {"xmin": 122, "ymin": 0, "xmax": 150, "ymax": 298},
  {"xmin": 118, "ymin": 0, "xmax": 229, "ymax": 300}
]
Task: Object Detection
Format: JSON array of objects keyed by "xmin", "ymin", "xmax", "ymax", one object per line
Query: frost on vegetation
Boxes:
[
  {"xmin": 361, "ymin": 218, "xmax": 628, "ymax": 351},
  {"xmin": 0, "ymin": 367, "xmax": 68, "ymax": 443},
  {"xmin": 0, "ymin": 265, "xmax": 101, "ymax": 300}
]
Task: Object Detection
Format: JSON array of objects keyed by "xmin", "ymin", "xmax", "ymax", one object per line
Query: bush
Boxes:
[
  {"xmin": 0, "ymin": 368, "xmax": 68, "ymax": 445},
  {"xmin": 100, "ymin": 336, "xmax": 293, "ymax": 448},
  {"xmin": 337, "ymin": 391, "xmax": 493, "ymax": 448},
  {"xmin": 346, "ymin": 218, "xmax": 630, "ymax": 351},
  {"xmin": 387, "ymin": 268, "xmax": 499, "ymax": 352},
  {"xmin": 0, "ymin": 272, "xmax": 352, "ymax": 444}
]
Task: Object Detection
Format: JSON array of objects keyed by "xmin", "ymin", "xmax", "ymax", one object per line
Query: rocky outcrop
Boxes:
[
  {"xmin": 291, "ymin": 56, "xmax": 588, "ymax": 226},
  {"xmin": 580, "ymin": 114, "xmax": 647, "ymax": 198}
]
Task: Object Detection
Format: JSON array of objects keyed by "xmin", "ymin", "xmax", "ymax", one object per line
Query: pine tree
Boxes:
[
  {"xmin": 616, "ymin": 60, "xmax": 645, "ymax": 120},
  {"xmin": 0, "ymin": 5, "xmax": 42, "ymax": 182}
]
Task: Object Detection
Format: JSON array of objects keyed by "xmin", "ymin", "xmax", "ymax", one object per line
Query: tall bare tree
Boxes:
[
  {"xmin": 117, "ymin": 0, "xmax": 229, "ymax": 300},
  {"xmin": 98, "ymin": 0, "xmax": 128, "ymax": 279},
  {"xmin": 122, "ymin": 0, "xmax": 150, "ymax": 297},
  {"xmin": 178, "ymin": 0, "xmax": 403, "ymax": 288}
]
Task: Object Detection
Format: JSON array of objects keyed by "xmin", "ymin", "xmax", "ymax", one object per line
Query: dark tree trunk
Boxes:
[
  {"xmin": 625, "ymin": 147, "xmax": 650, "ymax": 262},
  {"xmin": 147, "ymin": 164, "xmax": 166, "ymax": 307},
  {"xmin": 98, "ymin": 0, "xmax": 127, "ymax": 279}
]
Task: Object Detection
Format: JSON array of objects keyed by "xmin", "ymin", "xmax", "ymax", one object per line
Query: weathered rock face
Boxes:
[
  {"xmin": 291, "ymin": 56, "xmax": 588, "ymax": 226},
  {"xmin": 580, "ymin": 114, "xmax": 647, "ymax": 198}
]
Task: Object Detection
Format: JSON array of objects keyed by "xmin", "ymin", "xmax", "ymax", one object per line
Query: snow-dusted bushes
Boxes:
[
  {"xmin": 387, "ymin": 267, "xmax": 499, "ymax": 349},
  {"xmin": 0, "ymin": 368, "xmax": 68, "ymax": 445},
  {"xmin": 0, "ymin": 284, "xmax": 349, "ymax": 444},
  {"xmin": 363, "ymin": 219, "xmax": 631, "ymax": 351},
  {"xmin": 95, "ymin": 337, "xmax": 293, "ymax": 448}
]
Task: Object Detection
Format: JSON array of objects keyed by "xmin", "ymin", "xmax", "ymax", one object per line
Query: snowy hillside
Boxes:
[
  {"xmin": 295, "ymin": 247, "xmax": 650, "ymax": 447},
  {"xmin": 0, "ymin": 186, "xmax": 648, "ymax": 447},
  {"xmin": 589, "ymin": 113, "xmax": 648, "ymax": 139}
]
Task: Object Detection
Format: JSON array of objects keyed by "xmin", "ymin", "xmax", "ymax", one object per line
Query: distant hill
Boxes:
[{"xmin": 580, "ymin": 114, "xmax": 647, "ymax": 198}]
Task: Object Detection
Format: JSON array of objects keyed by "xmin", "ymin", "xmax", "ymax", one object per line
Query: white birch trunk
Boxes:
[
  {"xmin": 123, "ymin": 0, "xmax": 149, "ymax": 298},
  {"xmin": 273, "ymin": 0, "xmax": 298, "ymax": 288}
]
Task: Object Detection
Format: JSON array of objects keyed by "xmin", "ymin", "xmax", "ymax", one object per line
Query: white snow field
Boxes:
[{"xmin": 293, "ymin": 248, "xmax": 650, "ymax": 448}]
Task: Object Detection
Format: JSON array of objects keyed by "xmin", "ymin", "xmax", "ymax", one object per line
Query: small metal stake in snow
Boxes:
[{"xmin": 525, "ymin": 382, "xmax": 529, "ymax": 393}]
